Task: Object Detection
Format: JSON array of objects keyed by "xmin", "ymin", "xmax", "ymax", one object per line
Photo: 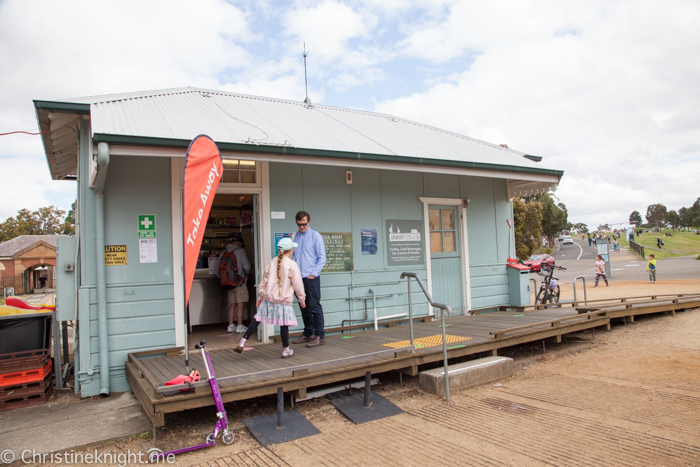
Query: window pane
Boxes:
[
  {"xmin": 222, "ymin": 169, "xmax": 239, "ymax": 183},
  {"xmin": 429, "ymin": 209, "xmax": 441, "ymax": 230},
  {"xmin": 221, "ymin": 160, "xmax": 256, "ymax": 184},
  {"xmin": 442, "ymin": 209, "xmax": 455, "ymax": 230},
  {"xmin": 444, "ymin": 231, "xmax": 455, "ymax": 252},
  {"xmin": 240, "ymin": 170, "xmax": 256, "ymax": 184},
  {"xmin": 430, "ymin": 232, "xmax": 443, "ymax": 253}
]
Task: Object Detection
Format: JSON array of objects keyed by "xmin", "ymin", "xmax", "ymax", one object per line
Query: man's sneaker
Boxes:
[
  {"xmin": 234, "ymin": 338, "xmax": 247, "ymax": 354},
  {"xmin": 235, "ymin": 324, "xmax": 247, "ymax": 333},
  {"xmin": 282, "ymin": 347, "xmax": 294, "ymax": 358},
  {"xmin": 291, "ymin": 335, "xmax": 313, "ymax": 344},
  {"xmin": 306, "ymin": 336, "xmax": 325, "ymax": 348},
  {"xmin": 227, "ymin": 324, "xmax": 235, "ymax": 333}
]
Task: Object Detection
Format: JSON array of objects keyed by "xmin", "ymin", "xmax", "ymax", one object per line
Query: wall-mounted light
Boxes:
[
  {"xmin": 346, "ymin": 170, "xmax": 352, "ymax": 184},
  {"xmin": 463, "ymin": 199, "xmax": 470, "ymax": 208}
]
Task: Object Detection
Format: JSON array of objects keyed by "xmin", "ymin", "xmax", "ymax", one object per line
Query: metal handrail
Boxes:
[
  {"xmin": 573, "ymin": 276, "xmax": 588, "ymax": 305},
  {"xmin": 400, "ymin": 272, "xmax": 453, "ymax": 402},
  {"xmin": 529, "ymin": 278, "xmax": 538, "ymax": 304}
]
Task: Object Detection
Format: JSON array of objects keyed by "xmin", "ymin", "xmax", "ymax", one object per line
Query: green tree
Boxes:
[
  {"xmin": 524, "ymin": 193, "xmax": 568, "ymax": 247},
  {"xmin": 61, "ymin": 201, "xmax": 76, "ymax": 235},
  {"xmin": 629, "ymin": 210, "xmax": 643, "ymax": 226},
  {"xmin": 513, "ymin": 197, "xmax": 543, "ymax": 260},
  {"xmin": 0, "ymin": 206, "xmax": 67, "ymax": 242},
  {"xmin": 645, "ymin": 204, "xmax": 668, "ymax": 229},
  {"xmin": 688, "ymin": 198, "xmax": 700, "ymax": 229},
  {"xmin": 667, "ymin": 210, "xmax": 680, "ymax": 231},
  {"xmin": 678, "ymin": 207, "xmax": 690, "ymax": 229},
  {"xmin": 571, "ymin": 222, "xmax": 588, "ymax": 234}
]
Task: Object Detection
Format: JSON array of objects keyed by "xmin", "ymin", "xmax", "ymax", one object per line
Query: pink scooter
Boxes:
[{"xmin": 149, "ymin": 340, "xmax": 234, "ymax": 462}]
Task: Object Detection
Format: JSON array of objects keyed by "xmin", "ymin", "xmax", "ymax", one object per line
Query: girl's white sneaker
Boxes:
[
  {"xmin": 282, "ymin": 347, "xmax": 294, "ymax": 358},
  {"xmin": 234, "ymin": 338, "xmax": 247, "ymax": 354}
]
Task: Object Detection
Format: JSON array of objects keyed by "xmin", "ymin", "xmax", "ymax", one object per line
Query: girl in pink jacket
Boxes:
[{"xmin": 235, "ymin": 238, "xmax": 306, "ymax": 358}]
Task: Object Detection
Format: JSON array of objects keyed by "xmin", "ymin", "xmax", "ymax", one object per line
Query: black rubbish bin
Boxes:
[{"xmin": 0, "ymin": 312, "xmax": 53, "ymax": 354}]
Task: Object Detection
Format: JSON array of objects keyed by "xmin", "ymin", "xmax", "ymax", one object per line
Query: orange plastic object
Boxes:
[
  {"xmin": 0, "ymin": 359, "xmax": 53, "ymax": 386},
  {"xmin": 165, "ymin": 370, "xmax": 200, "ymax": 391}
]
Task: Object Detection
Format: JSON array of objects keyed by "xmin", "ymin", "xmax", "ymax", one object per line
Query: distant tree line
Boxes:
[
  {"xmin": 629, "ymin": 197, "xmax": 700, "ymax": 230},
  {"xmin": 0, "ymin": 203, "xmax": 74, "ymax": 242}
]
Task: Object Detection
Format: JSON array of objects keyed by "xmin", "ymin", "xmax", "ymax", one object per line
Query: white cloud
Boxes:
[
  {"xmin": 377, "ymin": 1, "xmax": 700, "ymax": 228},
  {"xmin": 283, "ymin": 1, "xmax": 378, "ymax": 66},
  {"xmin": 1, "ymin": 0, "xmax": 699, "ymax": 230}
]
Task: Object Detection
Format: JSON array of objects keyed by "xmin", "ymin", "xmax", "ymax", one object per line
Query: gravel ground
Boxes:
[{"xmin": 11, "ymin": 282, "xmax": 700, "ymax": 467}]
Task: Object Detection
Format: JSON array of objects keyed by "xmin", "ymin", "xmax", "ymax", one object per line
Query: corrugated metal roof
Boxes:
[{"xmin": 35, "ymin": 87, "xmax": 563, "ymax": 184}]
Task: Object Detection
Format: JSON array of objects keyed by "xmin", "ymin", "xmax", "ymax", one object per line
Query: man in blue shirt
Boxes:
[{"xmin": 291, "ymin": 211, "xmax": 327, "ymax": 347}]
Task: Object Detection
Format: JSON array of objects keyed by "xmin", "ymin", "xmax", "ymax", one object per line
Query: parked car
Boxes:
[
  {"xmin": 562, "ymin": 235, "xmax": 574, "ymax": 245},
  {"xmin": 523, "ymin": 254, "xmax": 555, "ymax": 272}
]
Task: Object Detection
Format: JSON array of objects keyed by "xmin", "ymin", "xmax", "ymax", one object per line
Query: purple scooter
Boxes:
[{"xmin": 149, "ymin": 340, "xmax": 234, "ymax": 462}]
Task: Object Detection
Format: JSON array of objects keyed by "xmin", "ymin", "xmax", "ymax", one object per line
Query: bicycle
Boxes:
[{"xmin": 534, "ymin": 264, "xmax": 566, "ymax": 306}]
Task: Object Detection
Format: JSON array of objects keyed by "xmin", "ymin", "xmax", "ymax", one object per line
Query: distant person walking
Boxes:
[
  {"xmin": 613, "ymin": 239, "xmax": 619, "ymax": 251},
  {"xmin": 647, "ymin": 254, "xmax": 657, "ymax": 283},
  {"xmin": 594, "ymin": 255, "xmax": 609, "ymax": 287},
  {"xmin": 588, "ymin": 237, "xmax": 592, "ymax": 247},
  {"xmin": 235, "ymin": 238, "xmax": 305, "ymax": 358}
]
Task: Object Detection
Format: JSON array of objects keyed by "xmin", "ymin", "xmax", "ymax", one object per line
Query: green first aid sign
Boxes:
[{"xmin": 138, "ymin": 214, "xmax": 156, "ymax": 238}]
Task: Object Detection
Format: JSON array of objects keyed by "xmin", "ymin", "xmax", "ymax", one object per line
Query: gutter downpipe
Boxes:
[{"xmin": 95, "ymin": 142, "xmax": 110, "ymax": 395}]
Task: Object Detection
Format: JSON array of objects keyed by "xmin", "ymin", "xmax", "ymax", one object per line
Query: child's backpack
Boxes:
[{"xmin": 219, "ymin": 250, "xmax": 244, "ymax": 289}]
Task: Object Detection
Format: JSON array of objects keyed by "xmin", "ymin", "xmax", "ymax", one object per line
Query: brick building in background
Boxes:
[{"xmin": 0, "ymin": 235, "xmax": 63, "ymax": 295}]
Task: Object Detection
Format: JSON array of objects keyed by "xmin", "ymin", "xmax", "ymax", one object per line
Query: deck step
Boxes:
[{"xmin": 419, "ymin": 356, "xmax": 514, "ymax": 396}]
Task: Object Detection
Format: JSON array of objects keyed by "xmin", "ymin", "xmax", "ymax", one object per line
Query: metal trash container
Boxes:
[
  {"xmin": 507, "ymin": 260, "xmax": 531, "ymax": 306},
  {"xmin": 0, "ymin": 308, "xmax": 53, "ymax": 354}
]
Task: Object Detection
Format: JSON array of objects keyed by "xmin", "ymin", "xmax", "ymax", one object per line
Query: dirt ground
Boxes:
[{"xmin": 14, "ymin": 280, "xmax": 700, "ymax": 466}]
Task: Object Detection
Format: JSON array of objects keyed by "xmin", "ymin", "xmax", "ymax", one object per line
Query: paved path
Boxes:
[{"xmin": 548, "ymin": 238, "xmax": 700, "ymax": 283}]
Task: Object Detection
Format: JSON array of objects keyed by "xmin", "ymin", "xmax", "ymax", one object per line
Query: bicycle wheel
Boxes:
[
  {"xmin": 535, "ymin": 287, "xmax": 546, "ymax": 305},
  {"xmin": 548, "ymin": 285, "xmax": 560, "ymax": 303}
]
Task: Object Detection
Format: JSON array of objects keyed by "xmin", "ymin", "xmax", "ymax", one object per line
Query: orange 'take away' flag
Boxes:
[{"xmin": 182, "ymin": 135, "xmax": 222, "ymax": 307}]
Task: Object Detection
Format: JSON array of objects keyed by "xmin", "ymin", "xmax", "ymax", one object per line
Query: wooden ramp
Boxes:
[{"xmin": 126, "ymin": 293, "xmax": 700, "ymax": 428}]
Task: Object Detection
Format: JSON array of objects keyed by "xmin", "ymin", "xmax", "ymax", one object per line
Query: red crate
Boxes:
[
  {"xmin": 0, "ymin": 372, "xmax": 53, "ymax": 411},
  {"xmin": 0, "ymin": 359, "xmax": 53, "ymax": 386},
  {"xmin": 0, "ymin": 369, "xmax": 54, "ymax": 402},
  {"xmin": 0, "ymin": 349, "xmax": 51, "ymax": 374}
]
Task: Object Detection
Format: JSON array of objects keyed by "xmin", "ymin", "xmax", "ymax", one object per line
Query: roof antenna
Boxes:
[{"xmin": 302, "ymin": 43, "xmax": 311, "ymax": 105}]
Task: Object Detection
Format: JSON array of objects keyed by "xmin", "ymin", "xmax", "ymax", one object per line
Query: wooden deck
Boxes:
[{"xmin": 126, "ymin": 293, "xmax": 700, "ymax": 428}]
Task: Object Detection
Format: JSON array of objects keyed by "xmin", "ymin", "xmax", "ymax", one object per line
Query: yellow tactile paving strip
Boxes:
[{"xmin": 382, "ymin": 334, "xmax": 472, "ymax": 349}]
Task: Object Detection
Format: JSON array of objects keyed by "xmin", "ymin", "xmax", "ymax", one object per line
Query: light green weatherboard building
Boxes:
[{"xmin": 34, "ymin": 88, "xmax": 563, "ymax": 397}]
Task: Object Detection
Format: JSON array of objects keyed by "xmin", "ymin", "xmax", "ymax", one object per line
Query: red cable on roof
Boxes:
[{"xmin": 0, "ymin": 129, "xmax": 50, "ymax": 136}]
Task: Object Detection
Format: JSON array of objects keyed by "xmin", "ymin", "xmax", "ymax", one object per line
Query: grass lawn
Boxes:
[{"xmin": 629, "ymin": 228, "xmax": 700, "ymax": 260}]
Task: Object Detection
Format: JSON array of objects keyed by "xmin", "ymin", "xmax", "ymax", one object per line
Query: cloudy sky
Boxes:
[{"xmin": 1, "ymin": 0, "xmax": 698, "ymax": 230}]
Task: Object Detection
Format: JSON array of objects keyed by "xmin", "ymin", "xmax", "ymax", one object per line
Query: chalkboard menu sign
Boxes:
[{"xmin": 321, "ymin": 232, "xmax": 354, "ymax": 272}]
